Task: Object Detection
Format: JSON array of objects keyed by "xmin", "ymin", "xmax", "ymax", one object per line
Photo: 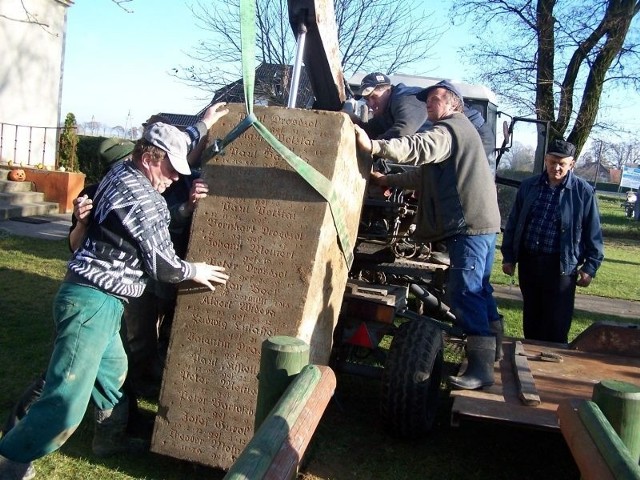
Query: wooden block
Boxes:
[{"xmin": 512, "ymin": 341, "xmax": 541, "ymax": 406}]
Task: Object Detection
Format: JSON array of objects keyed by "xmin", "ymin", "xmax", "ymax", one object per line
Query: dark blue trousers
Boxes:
[{"xmin": 518, "ymin": 252, "xmax": 577, "ymax": 343}]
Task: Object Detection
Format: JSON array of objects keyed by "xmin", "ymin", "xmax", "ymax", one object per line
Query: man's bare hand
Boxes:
[
  {"xmin": 192, "ymin": 263, "xmax": 229, "ymax": 292},
  {"xmin": 73, "ymin": 195, "xmax": 93, "ymax": 225},
  {"xmin": 184, "ymin": 178, "xmax": 209, "ymax": 213},
  {"xmin": 354, "ymin": 125, "xmax": 373, "ymax": 154},
  {"xmin": 502, "ymin": 263, "xmax": 515, "ymax": 276},
  {"xmin": 576, "ymin": 270, "xmax": 592, "ymax": 287},
  {"xmin": 201, "ymin": 102, "xmax": 230, "ymax": 129},
  {"xmin": 370, "ymin": 171, "xmax": 388, "ymax": 186}
]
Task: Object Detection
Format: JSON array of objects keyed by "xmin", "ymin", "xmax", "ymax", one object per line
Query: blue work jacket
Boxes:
[{"xmin": 501, "ymin": 170, "xmax": 604, "ymax": 277}]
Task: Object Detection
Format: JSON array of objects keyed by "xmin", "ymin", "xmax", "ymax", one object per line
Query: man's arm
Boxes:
[
  {"xmin": 577, "ymin": 189, "xmax": 604, "ymax": 286},
  {"xmin": 500, "ymin": 184, "xmax": 526, "ymax": 270},
  {"xmin": 68, "ymin": 195, "xmax": 92, "ymax": 251},
  {"xmin": 68, "ymin": 185, "xmax": 99, "ymax": 252},
  {"xmin": 168, "ymin": 178, "xmax": 209, "ymax": 232},
  {"xmin": 355, "ymin": 124, "xmax": 452, "ymax": 166},
  {"xmin": 185, "ymin": 102, "xmax": 229, "ymax": 165},
  {"xmin": 378, "ymin": 168, "xmax": 422, "ymax": 191}
]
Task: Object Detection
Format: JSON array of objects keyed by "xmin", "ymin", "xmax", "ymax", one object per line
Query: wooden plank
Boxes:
[
  {"xmin": 451, "ymin": 395, "xmax": 558, "ymax": 429},
  {"xmin": 512, "ymin": 341, "xmax": 541, "ymax": 406},
  {"xmin": 570, "ymin": 322, "xmax": 640, "ymax": 358}
]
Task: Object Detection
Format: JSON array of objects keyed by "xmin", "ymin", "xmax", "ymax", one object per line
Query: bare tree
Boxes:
[
  {"xmin": 1, "ymin": 0, "xmax": 133, "ymax": 27},
  {"xmin": 83, "ymin": 120, "xmax": 102, "ymax": 137},
  {"xmin": 581, "ymin": 138, "xmax": 640, "ymax": 168},
  {"xmin": 111, "ymin": 0, "xmax": 134, "ymax": 13},
  {"xmin": 454, "ymin": 0, "xmax": 640, "ymax": 157},
  {"xmin": 111, "ymin": 126, "xmax": 126, "ymax": 138},
  {"xmin": 498, "ymin": 141, "xmax": 536, "ymax": 171},
  {"xmin": 172, "ymin": 0, "xmax": 443, "ymax": 97}
]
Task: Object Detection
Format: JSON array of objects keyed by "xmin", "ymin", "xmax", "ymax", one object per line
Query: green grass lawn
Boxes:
[{"xmin": 0, "ymin": 191, "xmax": 638, "ymax": 479}]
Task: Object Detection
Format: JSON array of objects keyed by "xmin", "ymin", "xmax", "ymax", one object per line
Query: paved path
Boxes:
[
  {"xmin": 1, "ymin": 213, "xmax": 638, "ymax": 320},
  {"xmin": 0, "ymin": 213, "xmax": 71, "ymax": 241},
  {"xmin": 493, "ymin": 284, "xmax": 640, "ymax": 320}
]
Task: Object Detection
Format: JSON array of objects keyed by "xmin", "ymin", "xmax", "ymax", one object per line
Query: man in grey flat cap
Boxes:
[{"xmin": 355, "ymin": 80, "xmax": 503, "ymax": 391}]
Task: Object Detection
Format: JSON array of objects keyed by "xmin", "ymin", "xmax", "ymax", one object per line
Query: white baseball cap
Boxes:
[{"xmin": 143, "ymin": 122, "xmax": 191, "ymax": 175}]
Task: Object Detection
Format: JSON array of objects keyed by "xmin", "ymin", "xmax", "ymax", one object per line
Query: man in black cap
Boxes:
[
  {"xmin": 348, "ymin": 73, "xmax": 497, "ymax": 171},
  {"xmin": 501, "ymin": 139, "xmax": 604, "ymax": 344},
  {"xmin": 349, "ymin": 72, "xmax": 430, "ymax": 140},
  {"xmin": 355, "ymin": 79, "xmax": 503, "ymax": 391}
]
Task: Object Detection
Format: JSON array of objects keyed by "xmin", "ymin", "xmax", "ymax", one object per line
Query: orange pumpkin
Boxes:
[{"xmin": 8, "ymin": 168, "xmax": 26, "ymax": 182}]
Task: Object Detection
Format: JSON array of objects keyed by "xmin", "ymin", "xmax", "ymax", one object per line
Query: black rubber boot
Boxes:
[
  {"xmin": 1, "ymin": 374, "xmax": 46, "ymax": 436},
  {"xmin": 0, "ymin": 454, "xmax": 35, "ymax": 480},
  {"xmin": 490, "ymin": 317, "xmax": 504, "ymax": 362},
  {"xmin": 92, "ymin": 399, "xmax": 149, "ymax": 457},
  {"xmin": 448, "ymin": 336, "xmax": 496, "ymax": 390}
]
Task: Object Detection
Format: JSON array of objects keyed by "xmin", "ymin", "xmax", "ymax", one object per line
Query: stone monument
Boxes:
[{"xmin": 151, "ymin": 104, "xmax": 369, "ymax": 469}]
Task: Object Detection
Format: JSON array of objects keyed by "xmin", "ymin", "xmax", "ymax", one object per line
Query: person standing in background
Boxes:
[{"xmin": 501, "ymin": 139, "xmax": 604, "ymax": 343}]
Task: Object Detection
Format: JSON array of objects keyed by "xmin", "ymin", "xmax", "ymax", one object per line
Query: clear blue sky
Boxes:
[
  {"xmin": 61, "ymin": 1, "xmax": 210, "ymax": 128},
  {"xmin": 60, "ymin": 1, "xmax": 638, "ymax": 141},
  {"xmin": 60, "ymin": 0, "xmax": 475, "ymax": 130}
]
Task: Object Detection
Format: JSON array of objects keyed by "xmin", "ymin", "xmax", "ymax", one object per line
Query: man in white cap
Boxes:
[
  {"xmin": 0, "ymin": 122, "xmax": 230, "ymax": 479},
  {"xmin": 355, "ymin": 80, "xmax": 502, "ymax": 391}
]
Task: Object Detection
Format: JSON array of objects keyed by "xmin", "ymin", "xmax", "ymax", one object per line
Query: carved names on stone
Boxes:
[{"xmin": 152, "ymin": 105, "xmax": 368, "ymax": 469}]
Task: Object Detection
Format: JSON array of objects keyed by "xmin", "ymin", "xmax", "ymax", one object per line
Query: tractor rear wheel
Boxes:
[{"xmin": 380, "ymin": 318, "xmax": 444, "ymax": 438}]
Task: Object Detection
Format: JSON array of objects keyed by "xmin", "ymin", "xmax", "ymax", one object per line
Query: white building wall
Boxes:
[{"xmin": 0, "ymin": 0, "xmax": 72, "ymax": 167}]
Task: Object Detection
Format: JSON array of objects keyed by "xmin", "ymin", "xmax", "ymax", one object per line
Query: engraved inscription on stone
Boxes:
[{"xmin": 151, "ymin": 105, "xmax": 369, "ymax": 470}]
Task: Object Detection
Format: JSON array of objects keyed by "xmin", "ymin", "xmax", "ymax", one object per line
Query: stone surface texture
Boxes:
[{"xmin": 151, "ymin": 104, "xmax": 368, "ymax": 469}]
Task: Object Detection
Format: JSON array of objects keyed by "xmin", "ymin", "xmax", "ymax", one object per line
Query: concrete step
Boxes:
[
  {"xmin": 0, "ymin": 190, "xmax": 47, "ymax": 205},
  {"xmin": 0, "ymin": 202, "xmax": 59, "ymax": 220},
  {"xmin": 1, "ymin": 168, "xmax": 60, "ymax": 220},
  {"xmin": 0, "ymin": 178, "xmax": 34, "ymax": 193}
]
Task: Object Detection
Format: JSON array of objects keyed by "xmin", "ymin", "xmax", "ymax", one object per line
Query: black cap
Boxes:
[
  {"xmin": 416, "ymin": 80, "xmax": 464, "ymax": 103},
  {"xmin": 547, "ymin": 139, "xmax": 576, "ymax": 158},
  {"xmin": 355, "ymin": 72, "xmax": 391, "ymax": 99}
]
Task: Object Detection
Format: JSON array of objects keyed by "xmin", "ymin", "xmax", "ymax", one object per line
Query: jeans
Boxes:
[
  {"xmin": 0, "ymin": 282, "xmax": 127, "ymax": 463},
  {"xmin": 445, "ymin": 233, "xmax": 500, "ymax": 336}
]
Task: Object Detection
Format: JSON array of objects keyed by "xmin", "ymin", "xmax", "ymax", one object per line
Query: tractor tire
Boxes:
[{"xmin": 380, "ymin": 318, "xmax": 444, "ymax": 438}]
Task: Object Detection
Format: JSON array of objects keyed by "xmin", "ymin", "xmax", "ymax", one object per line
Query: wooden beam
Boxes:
[
  {"xmin": 224, "ymin": 365, "xmax": 336, "ymax": 480},
  {"xmin": 287, "ymin": 0, "xmax": 346, "ymax": 111},
  {"xmin": 512, "ymin": 341, "xmax": 541, "ymax": 406},
  {"xmin": 557, "ymin": 399, "xmax": 617, "ymax": 480}
]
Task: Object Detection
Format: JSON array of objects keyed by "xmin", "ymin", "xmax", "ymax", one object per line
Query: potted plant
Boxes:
[{"xmin": 23, "ymin": 113, "xmax": 85, "ymax": 213}]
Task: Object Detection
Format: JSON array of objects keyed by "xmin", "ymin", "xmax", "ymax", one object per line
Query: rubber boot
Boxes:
[
  {"xmin": 1, "ymin": 374, "xmax": 46, "ymax": 436},
  {"xmin": 448, "ymin": 336, "xmax": 496, "ymax": 390},
  {"xmin": 0, "ymin": 454, "xmax": 36, "ymax": 480},
  {"xmin": 490, "ymin": 317, "xmax": 504, "ymax": 362},
  {"xmin": 92, "ymin": 400, "xmax": 149, "ymax": 457}
]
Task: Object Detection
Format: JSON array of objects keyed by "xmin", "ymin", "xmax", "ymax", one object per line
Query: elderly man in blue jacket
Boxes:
[{"xmin": 501, "ymin": 139, "xmax": 604, "ymax": 344}]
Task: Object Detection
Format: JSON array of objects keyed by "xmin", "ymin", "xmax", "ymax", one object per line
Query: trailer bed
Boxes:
[{"xmin": 450, "ymin": 335, "xmax": 640, "ymax": 430}]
